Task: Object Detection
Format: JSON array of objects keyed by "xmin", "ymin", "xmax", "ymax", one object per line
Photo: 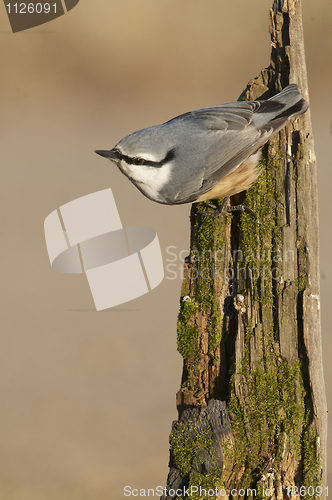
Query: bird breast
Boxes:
[{"xmin": 196, "ymin": 150, "xmax": 262, "ymax": 201}]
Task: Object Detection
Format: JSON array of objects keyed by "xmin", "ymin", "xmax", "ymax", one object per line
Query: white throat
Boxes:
[{"xmin": 119, "ymin": 160, "xmax": 173, "ymax": 202}]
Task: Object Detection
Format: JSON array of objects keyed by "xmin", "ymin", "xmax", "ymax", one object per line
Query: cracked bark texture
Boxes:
[{"xmin": 162, "ymin": 1, "xmax": 327, "ymax": 499}]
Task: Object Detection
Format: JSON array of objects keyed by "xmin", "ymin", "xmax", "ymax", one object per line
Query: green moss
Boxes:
[
  {"xmin": 194, "ymin": 203, "xmax": 227, "ymax": 358},
  {"xmin": 209, "ymin": 313, "xmax": 223, "ymax": 357},
  {"xmin": 226, "ymin": 320, "xmax": 306, "ymax": 491},
  {"xmin": 228, "ymin": 348, "xmax": 305, "ymax": 491},
  {"xmin": 170, "ymin": 423, "xmax": 222, "ymax": 499},
  {"xmin": 302, "ymin": 424, "xmax": 321, "ymax": 496},
  {"xmin": 177, "ymin": 300, "xmax": 199, "ymax": 365},
  {"xmin": 177, "ymin": 201, "xmax": 227, "ymax": 369},
  {"xmin": 239, "ymin": 144, "xmax": 283, "ymax": 305},
  {"xmin": 194, "ymin": 203, "xmax": 225, "ymax": 312},
  {"xmin": 170, "ymin": 424, "xmax": 213, "ymax": 475},
  {"xmin": 227, "ymin": 318, "xmax": 321, "ymax": 494}
]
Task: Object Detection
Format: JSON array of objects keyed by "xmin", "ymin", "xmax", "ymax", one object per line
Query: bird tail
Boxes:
[
  {"xmin": 252, "ymin": 84, "xmax": 308, "ymax": 131},
  {"xmin": 268, "ymin": 84, "xmax": 308, "ymax": 119}
]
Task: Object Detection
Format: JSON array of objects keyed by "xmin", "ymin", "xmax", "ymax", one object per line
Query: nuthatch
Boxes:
[{"xmin": 96, "ymin": 85, "xmax": 308, "ymax": 214}]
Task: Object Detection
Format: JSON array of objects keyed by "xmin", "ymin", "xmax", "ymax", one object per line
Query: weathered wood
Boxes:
[{"xmin": 162, "ymin": 1, "xmax": 327, "ymax": 499}]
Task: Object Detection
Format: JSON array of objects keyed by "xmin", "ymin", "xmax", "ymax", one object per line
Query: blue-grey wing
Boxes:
[
  {"xmin": 161, "ymin": 87, "xmax": 306, "ymax": 204},
  {"xmin": 163, "ymin": 103, "xmax": 281, "ymax": 203}
]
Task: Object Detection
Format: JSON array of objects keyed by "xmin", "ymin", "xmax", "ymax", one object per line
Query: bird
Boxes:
[{"xmin": 95, "ymin": 84, "xmax": 308, "ymax": 216}]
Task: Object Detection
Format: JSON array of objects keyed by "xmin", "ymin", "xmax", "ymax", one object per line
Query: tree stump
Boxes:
[{"xmin": 162, "ymin": 1, "xmax": 327, "ymax": 498}]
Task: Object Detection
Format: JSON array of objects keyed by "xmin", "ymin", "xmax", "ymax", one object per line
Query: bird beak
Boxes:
[{"xmin": 95, "ymin": 149, "xmax": 119, "ymax": 161}]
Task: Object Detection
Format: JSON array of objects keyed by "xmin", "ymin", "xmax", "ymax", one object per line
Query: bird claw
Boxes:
[
  {"xmin": 226, "ymin": 204, "xmax": 257, "ymax": 217},
  {"xmin": 197, "ymin": 208, "xmax": 223, "ymax": 217},
  {"xmin": 197, "ymin": 198, "xmax": 256, "ymax": 218}
]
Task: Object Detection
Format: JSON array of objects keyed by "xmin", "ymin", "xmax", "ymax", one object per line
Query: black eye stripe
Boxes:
[{"xmin": 114, "ymin": 148, "xmax": 176, "ymax": 168}]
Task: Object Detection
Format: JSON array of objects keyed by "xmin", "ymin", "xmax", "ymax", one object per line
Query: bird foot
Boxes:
[{"xmin": 197, "ymin": 197, "xmax": 256, "ymax": 218}]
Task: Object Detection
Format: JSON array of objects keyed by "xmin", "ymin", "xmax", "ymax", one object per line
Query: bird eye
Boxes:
[{"xmin": 133, "ymin": 157, "xmax": 146, "ymax": 166}]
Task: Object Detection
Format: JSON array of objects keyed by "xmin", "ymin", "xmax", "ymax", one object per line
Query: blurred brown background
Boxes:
[{"xmin": 0, "ymin": 1, "xmax": 331, "ymax": 498}]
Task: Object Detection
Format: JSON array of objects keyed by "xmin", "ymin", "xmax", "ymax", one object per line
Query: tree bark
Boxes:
[{"xmin": 162, "ymin": 1, "xmax": 327, "ymax": 499}]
